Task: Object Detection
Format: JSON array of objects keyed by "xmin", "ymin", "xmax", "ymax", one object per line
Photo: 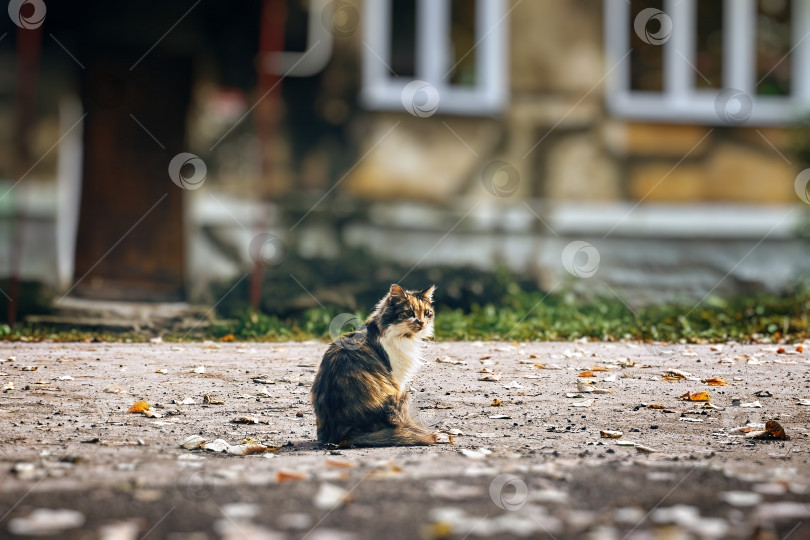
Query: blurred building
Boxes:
[{"xmin": 1, "ymin": 0, "xmax": 809, "ymax": 318}]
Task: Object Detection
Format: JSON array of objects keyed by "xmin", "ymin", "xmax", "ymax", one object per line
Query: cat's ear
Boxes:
[
  {"xmin": 419, "ymin": 285, "xmax": 436, "ymax": 302},
  {"xmin": 388, "ymin": 284, "xmax": 406, "ymax": 299}
]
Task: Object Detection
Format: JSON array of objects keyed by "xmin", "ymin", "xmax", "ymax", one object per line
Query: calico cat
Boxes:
[{"xmin": 311, "ymin": 284, "xmax": 438, "ymax": 447}]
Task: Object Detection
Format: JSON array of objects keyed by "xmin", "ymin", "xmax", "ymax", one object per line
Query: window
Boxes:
[
  {"xmin": 361, "ymin": 0, "xmax": 508, "ymax": 116},
  {"xmin": 605, "ymin": 0, "xmax": 810, "ymax": 124}
]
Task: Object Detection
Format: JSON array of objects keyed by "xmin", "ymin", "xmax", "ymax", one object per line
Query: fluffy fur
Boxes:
[{"xmin": 311, "ymin": 284, "xmax": 437, "ymax": 447}]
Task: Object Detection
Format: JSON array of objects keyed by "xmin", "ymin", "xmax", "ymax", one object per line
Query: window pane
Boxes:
[
  {"xmin": 448, "ymin": 0, "xmax": 477, "ymax": 86},
  {"xmin": 756, "ymin": 0, "xmax": 792, "ymax": 96},
  {"xmin": 695, "ymin": 0, "xmax": 723, "ymax": 89},
  {"xmin": 391, "ymin": 0, "xmax": 417, "ymax": 77},
  {"xmin": 629, "ymin": 0, "xmax": 664, "ymax": 92}
]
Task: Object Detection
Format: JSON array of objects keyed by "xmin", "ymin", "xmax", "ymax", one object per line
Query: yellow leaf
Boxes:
[{"xmin": 129, "ymin": 400, "xmax": 151, "ymax": 413}]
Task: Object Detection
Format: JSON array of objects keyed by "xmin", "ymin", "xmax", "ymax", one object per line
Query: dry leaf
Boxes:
[
  {"xmin": 491, "ymin": 399, "xmax": 502, "ymax": 406},
  {"xmin": 478, "ymin": 373, "xmax": 502, "ymax": 382},
  {"xmin": 748, "ymin": 420, "xmax": 790, "ymax": 441},
  {"xmin": 578, "ymin": 371, "xmax": 595, "ymax": 378},
  {"xmin": 203, "ymin": 394, "xmax": 224, "ymax": 405},
  {"xmin": 600, "ymin": 430, "xmax": 623, "ymax": 438},
  {"xmin": 647, "ymin": 404, "xmax": 665, "ymax": 409},
  {"xmin": 228, "ymin": 444, "xmax": 269, "ymax": 455},
  {"xmin": 590, "ymin": 366, "xmax": 609, "ymax": 372},
  {"xmin": 276, "ymin": 470, "xmax": 309, "ymax": 483},
  {"xmin": 104, "ymin": 386, "xmax": 126, "ymax": 394},
  {"xmin": 679, "ymin": 391, "xmax": 710, "ymax": 402},
  {"xmin": 635, "ymin": 444, "xmax": 658, "ymax": 453},
  {"xmin": 21, "ymin": 366, "xmax": 38, "ymax": 371},
  {"xmin": 488, "ymin": 414, "xmax": 511, "ymax": 419},
  {"xmin": 232, "ymin": 416, "xmax": 259, "ymax": 424},
  {"xmin": 326, "ymin": 458, "xmax": 355, "ymax": 469},
  {"xmin": 192, "ymin": 366, "xmax": 205, "ymax": 374},
  {"xmin": 180, "ymin": 435, "xmax": 206, "ymax": 449},
  {"xmin": 532, "ymin": 363, "xmax": 545, "ymax": 369},
  {"xmin": 129, "ymin": 400, "xmax": 151, "ymax": 413},
  {"xmin": 662, "ymin": 369, "xmax": 691, "ymax": 381},
  {"xmin": 702, "ymin": 377, "xmax": 728, "ymax": 386}
]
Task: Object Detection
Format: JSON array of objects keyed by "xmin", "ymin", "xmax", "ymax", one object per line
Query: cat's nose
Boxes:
[{"xmin": 413, "ymin": 320, "xmax": 423, "ymax": 329}]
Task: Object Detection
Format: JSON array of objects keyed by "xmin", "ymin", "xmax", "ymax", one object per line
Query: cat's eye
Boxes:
[
  {"xmin": 404, "ymin": 309, "xmax": 414, "ymax": 318},
  {"xmin": 425, "ymin": 309, "xmax": 433, "ymax": 318}
]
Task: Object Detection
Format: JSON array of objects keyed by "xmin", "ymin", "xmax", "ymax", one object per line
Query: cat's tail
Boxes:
[{"xmin": 350, "ymin": 424, "xmax": 437, "ymax": 447}]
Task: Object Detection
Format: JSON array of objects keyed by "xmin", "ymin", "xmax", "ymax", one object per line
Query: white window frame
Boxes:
[
  {"xmin": 604, "ymin": 0, "xmax": 810, "ymax": 125},
  {"xmin": 361, "ymin": 0, "xmax": 508, "ymax": 116}
]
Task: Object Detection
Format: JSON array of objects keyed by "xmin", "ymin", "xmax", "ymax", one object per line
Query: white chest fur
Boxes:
[{"xmin": 380, "ymin": 329, "xmax": 424, "ymax": 388}]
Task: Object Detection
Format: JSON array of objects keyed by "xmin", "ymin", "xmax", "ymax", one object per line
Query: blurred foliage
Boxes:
[
  {"xmin": 204, "ymin": 276, "xmax": 809, "ymax": 344},
  {"xmin": 2, "ymin": 256, "xmax": 808, "ymax": 344}
]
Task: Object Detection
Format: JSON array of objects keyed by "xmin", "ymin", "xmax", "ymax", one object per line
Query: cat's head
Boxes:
[{"xmin": 373, "ymin": 284, "xmax": 436, "ymax": 340}]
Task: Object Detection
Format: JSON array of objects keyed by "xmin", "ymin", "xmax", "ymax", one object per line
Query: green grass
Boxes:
[{"xmin": 2, "ymin": 285, "xmax": 808, "ymax": 344}]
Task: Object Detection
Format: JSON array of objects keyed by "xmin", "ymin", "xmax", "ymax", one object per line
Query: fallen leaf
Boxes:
[
  {"xmin": 797, "ymin": 399, "xmax": 810, "ymax": 406},
  {"xmin": 753, "ymin": 390, "xmax": 773, "ymax": 398},
  {"xmin": 578, "ymin": 371, "xmax": 595, "ymax": 378},
  {"xmin": 600, "ymin": 430, "xmax": 623, "ymax": 438},
  {"xmin": 228, "ymin": 444, "xmax": 270, "ymax": 455},
  {"xmin": 203, "ymin": 394, "xmax": 224, "ymax": 405},
  {"xmin": 202, "ymin": 439, "xmax": 231, "ymax": 452},
  {"xmin": 220, "ymin": 334, "xmax": 235, "ymax": 342},
  {"xmin": 276, "ymin": 470, "xmax": 309, "ymax": 483},
  {"xmin": 180, "ymin": 435, "xmax": 206, "ymax": 450},
  {"xmin": 129, "ymin": 400, "xmax": 151, "ymax": 413},
  {"xmin": 21, "ymin": 366, "xmax": 38, "ymax": 371},
  {"xmin": 437, "ymin": 356, "xmax": 465, "ymax": 365},
  {"xmin": 173, "ymin": 397, "xmax": 196, "ymax": 405},
  {"xmin": 104, "ymin": 386, "xmax": 126, "ymax": 394},
  {"xmin": 740, "ymin": 400, "xmax": 762, "ymax": 408},
  {"xmin": 591, "ymin": 366, "xmax": 608, "ymax": 372},
  {"xmin": 634, "ymin": 444, "xmax": 659, "ymax": 453},
  {"xmin": 701, "ymin": 377, "xmax": 728, "ymax": 386},
  {"xmin": 662, "ymin": 369, "xmax": 691, "ymax": 381},
  {"xmin": 232, "ymin": 416, "xmax": 259, "ymax": 424},
  {"xmin": 679, "ymin": 391, "xmax": 710, "ymax": 402},
  {"xmin": 326, "ymin": 458, "xmax": 355, "ymax": 469},
  {"xmin": 488, "ymin": 414, "xmax": 511, "ymax": 419},
  {"xmin": 192, "ymin": 366, "xmax": 205, "ymax": 374},
  {"xmin": 154, "ymin": 369, "xmax": 167, "ymax": 375},
  {"xmin": 533, "ymin": 363, "xmax": 545, "ymax": 369},
  {"xmin": 478, "ymin": 373, "xmax": 502, "ymax": 382},
  {"xmin": 491, "ymin": 399, "xmax": 502, "ymax": 406},
  {"xmin": 748, "ymin": 420, "xmax": 790, "ymax": 441}
]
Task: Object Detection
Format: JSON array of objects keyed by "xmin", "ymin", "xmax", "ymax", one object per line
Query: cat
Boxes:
[{"xmin": 311, "ymin": 284, "xmax": 438, "ymax": 447}]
